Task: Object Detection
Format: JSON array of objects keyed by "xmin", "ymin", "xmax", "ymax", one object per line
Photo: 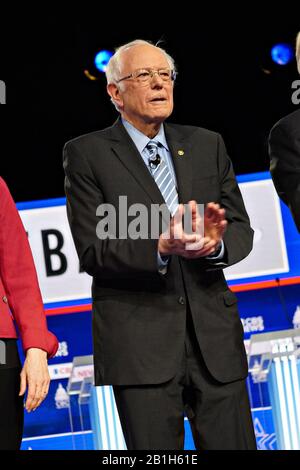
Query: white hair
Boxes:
[
  {"xmin": 296, "ymin": 32, "xmax": 300, "ymax": 74},
  {"xmin": 105, "ymin": 39, "xmax": 176, "ymax": 111}
]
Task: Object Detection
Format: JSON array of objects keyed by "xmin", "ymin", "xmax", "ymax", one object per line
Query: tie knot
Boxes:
[{"xmin": 146, "ymin": 140, "xmax": 159, "ymax": 156}]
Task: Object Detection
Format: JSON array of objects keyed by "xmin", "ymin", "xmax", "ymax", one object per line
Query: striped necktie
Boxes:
[{"xmin": 145, "ymin": 141, "xmax": 179, "ymax": 216}]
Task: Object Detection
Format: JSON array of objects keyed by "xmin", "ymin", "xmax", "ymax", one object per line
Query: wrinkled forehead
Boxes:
[{"xmin": 119, "ymin": 45, "xmax": 170, "ymax": 74}]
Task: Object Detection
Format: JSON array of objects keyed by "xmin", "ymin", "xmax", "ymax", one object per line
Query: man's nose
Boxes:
[{"xmin": 150, "ymin": 72, "xmax": 164, "ymax": 87}]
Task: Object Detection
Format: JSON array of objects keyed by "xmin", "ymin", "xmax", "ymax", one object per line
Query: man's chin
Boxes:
[{"xmin": 147, "ymin": 110, "xmax": 173, "ymax": 123}]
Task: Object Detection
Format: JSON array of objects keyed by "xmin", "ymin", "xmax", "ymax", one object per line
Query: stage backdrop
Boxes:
[{"xmin": 16, "ymin": 171, "xmax": 300, "ymax": 450}]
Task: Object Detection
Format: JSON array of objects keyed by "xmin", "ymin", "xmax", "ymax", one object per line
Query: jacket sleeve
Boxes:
[
  {"xmin": 269, "ymin": 121, "xmax": 300, "ymax": 232},
  {"xmin": 63, "ymin": 141, "xmax": 162, "ymax": 280},
  {"xmin": 206, "ymin": 134, "xmax": 254, "ymax": 270},
  {"xmin": 0, "ymin": 178, "xmax": 58, "ymax": 358}
]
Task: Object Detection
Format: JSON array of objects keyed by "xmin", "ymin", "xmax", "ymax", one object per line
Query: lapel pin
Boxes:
[{"xmin": 177, "ymin": 150, "xmax": 185, "ymax": 156}]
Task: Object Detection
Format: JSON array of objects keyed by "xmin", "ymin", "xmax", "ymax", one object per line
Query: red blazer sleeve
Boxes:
[{"xmin": 0, "ymin": 177, "xmax": 58, "ymax": 358}]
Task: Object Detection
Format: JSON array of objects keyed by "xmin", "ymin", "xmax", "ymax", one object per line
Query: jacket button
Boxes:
[
  {"xmin": 2, "ymin": 296, "xmax": 8, "ymax": 304},
  {"xmin": 178, "ymin": 296, "xmax": 185, "ymax": 305}
]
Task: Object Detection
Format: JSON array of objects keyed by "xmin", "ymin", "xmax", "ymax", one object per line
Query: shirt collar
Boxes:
[{"xmin": 121, "ymin": 118, "xmax": 169, "ymax": 154}]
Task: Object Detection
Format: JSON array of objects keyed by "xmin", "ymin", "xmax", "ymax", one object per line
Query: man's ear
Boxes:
[{"xmin": 107, "ymin": 83, "xmax": 123, "ymax": 110}]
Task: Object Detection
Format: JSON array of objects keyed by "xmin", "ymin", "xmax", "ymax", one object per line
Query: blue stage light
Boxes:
[
  {"xmin": 271, "ymin": 43, "xmax": 294, "ymax": 65},
  {"xmin": 94, "ymin": 50, "xmax": 113, "ymax": 73}
]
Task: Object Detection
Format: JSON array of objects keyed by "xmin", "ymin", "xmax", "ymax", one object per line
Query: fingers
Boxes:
[
  {"xmin": 165, "ymin": 202, "xmax": 225, "ymax": 256},
  {"xmin": 19, "ymin": 369, "xmax": 27, "ymax": 397},
  {"xmin": 205, "ymin": 202, "xmax": 225, "ymax": 222},
  {"xmin": 32, "ymin": 378, "xmax": 50, "ymax": 412},
  {"xmin": 21, "ymin": 349, "xmax": 50, "ymax": 412},
  {"xmin": 197, "ymin": 239, "xmax": 219, "ymax": 256},
  {"xmin": 173, "ymin": 203, "xmax": 202, "ymax": 241},
  {"xmin": 190, "ymin": 200, "xmax": 203, "ymax": 234},
  {"xmin": 188, "ymin": 200, "xmax": 197, "ymax": 225},
  {"xmin": 175, "ymin": 202, "xmax": 224, "ymax": 230},
  {"xmin": 219, "ymin": 219, "xmax": 228, "ymax": 238},
  {"xmin": 172, "ymin": 204, "xmax": 184, "ymax": 240},
  {"xmin": 160, "ymin": 204, "xmax": 198, "ymax": 254},
  {"xmin": 25, "ymin": 381, "xmax": 38, "ymax": 412},
  {"xmin": 204, "ymin": 203, "xmax": 227, "ymax": 239},
  {"xmin": 32, "ymin": 381, "xmax": 50, "ymax": 411},
  {"xmin": 162, "ymin": 201, "xmax": 226, "ymax": 258},
  {"xmin": 32, "ymin": 379, "xmax": 50, "ymax": 411},
  {"xmin": 183, "ymin": 237, "xmax": 217, "ymax": 258},
  {"xmin": 173, "ymin": 205, "xmax": 198, "ymax": 244},
  {"xmin": 25, "ymin": 376, "xmax": 50, "ymax": 412}
]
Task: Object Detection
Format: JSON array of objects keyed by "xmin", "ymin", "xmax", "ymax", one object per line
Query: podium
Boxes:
[
  {"xmin": 67, "ymin": 355, "xmax": 94, "ymax": 449},
  {"xmin": 89, "ymin": 385, "xmax": 126, "ymax": 450},
  {"xmin": 248, "ymin": 328, "xmax": 300, "ymax": 450},
  {"xmin": 67, "ymin": 355, "xmax": 126, "ymax": 450}
]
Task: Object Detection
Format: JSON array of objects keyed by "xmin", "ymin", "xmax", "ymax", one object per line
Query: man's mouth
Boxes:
[{"xmin": 150, "ymin": 97, "xmax": 167, "ymax": 102}]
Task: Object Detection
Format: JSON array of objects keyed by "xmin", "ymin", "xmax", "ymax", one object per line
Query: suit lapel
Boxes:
[
  {"xmin": 164, "ymin": 124, "xmax": 193, "ymax": 204},
  {"xmin": 108, "ymin": 119, "xmax": 167, "ymax": 209},
  {"xmin": 107, "ymin": 119, "xmax": 193, "ymax": 210}
]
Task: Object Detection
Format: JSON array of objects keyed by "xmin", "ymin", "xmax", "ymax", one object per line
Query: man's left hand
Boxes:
[{"xmin": 184, "ymin": 201, "xmax": 227, "ymax": 257}]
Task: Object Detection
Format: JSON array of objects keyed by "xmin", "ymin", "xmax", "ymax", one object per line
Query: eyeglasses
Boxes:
[{"xmin": 116, "ymin": 68, "xmax": 177, "ymax": 84}]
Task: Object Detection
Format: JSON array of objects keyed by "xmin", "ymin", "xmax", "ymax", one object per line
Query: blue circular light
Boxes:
[
  {"xmin": 271, "ymin": 43, "xmax": 294, "ymax": 65},
  {"xmin": 94, "ymin": 50, "xmax": 113, "ymax": 73}
]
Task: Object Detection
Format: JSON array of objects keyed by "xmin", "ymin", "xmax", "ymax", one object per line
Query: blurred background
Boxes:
[{"xmin": 0, "ymin": 12, "xmax": 299, "ymax": 201}]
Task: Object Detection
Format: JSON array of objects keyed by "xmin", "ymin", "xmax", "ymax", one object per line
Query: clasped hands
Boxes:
[{"xmin": 158, "ymin": 201, "xmax": 227, "ymax": 259}]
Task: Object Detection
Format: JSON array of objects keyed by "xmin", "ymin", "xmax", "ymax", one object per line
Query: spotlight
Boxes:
[
  {"xmin": 94, "ymin": 50, "xmax": 113, "ymax": 73},
  {"xmin": 271, "ymin": 43, "xmax": 294, "ymax": 66}
]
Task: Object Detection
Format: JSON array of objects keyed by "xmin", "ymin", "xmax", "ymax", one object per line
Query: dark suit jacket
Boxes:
[
  {"xmin": 63, "ymin": 119, "xmax": 253, "ymax": 386},
  {"xmin": 269, "ymin": 109, "xmax": 300, "ymax": 232}
]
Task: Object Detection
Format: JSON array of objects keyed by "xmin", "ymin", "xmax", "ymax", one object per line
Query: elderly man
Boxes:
[
  {"xmin": 63, "ymin": 40, "xmax": 256, "ymax": 450},
  {"xmin": 269, "ymin": 32, "xmax": 300, "ymax": 232}
]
